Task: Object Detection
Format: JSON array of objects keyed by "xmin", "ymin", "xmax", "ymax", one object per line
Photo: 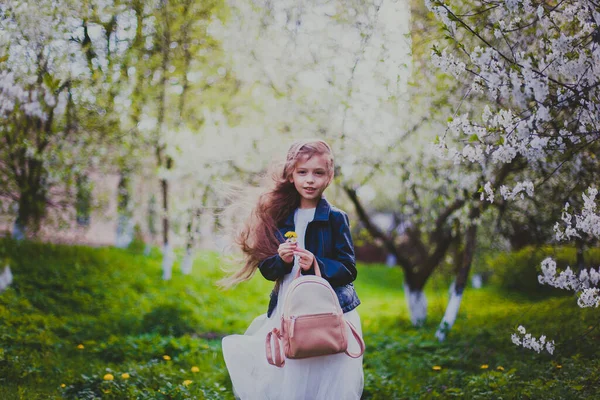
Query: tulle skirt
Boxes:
[{"xmin": 222, "ymin": 296, "xmax": 364, "ymax": 399}]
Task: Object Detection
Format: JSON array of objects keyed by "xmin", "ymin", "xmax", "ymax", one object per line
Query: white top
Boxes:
[
  {"xmin": 293, "ymin": 207, "xmax": 316, "ymax": 249},
  {"xmin": 292, "ymin": 207, "xmax": 316, "ymax": 273}
]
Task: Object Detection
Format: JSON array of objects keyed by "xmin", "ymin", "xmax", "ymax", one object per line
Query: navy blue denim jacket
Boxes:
[{"xmin": 258, "ymin": 197, "xmax": 361, "ymax": 317}]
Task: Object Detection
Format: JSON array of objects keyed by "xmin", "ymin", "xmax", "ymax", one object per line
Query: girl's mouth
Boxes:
[{"xmin": 304, "ymin": 188, "xmax": 316, "ymax": 194}]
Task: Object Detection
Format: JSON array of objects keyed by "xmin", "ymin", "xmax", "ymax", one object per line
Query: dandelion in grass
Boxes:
[
  {"xmin": 191, "ymin": 366, "xmax": 200, "ymax": 373},
  {"xmin": 121, "ymin": 373, "xmax": 130, "ymax": 379},
  {"xmin": 496, "ymin": 366, "xmax": 504, "ymax": 371},
  {"xmin": 77, "ymin": 344, "xmax": 84, "ymax": 349},
  {"xmin": 103, "ymin": 373, "xmax": 114, "ymax": 381},
  {"xmin": 163, "ymin": 355, "xmax": 171, "ymax": 361},
  {"xmin": 480, "ymin": 364, "xmax": 489, "ymax": 370},
  {"xmin": 60, "ymin": 384, "xmax": 66, "ymax": 388},
  {"xmin": 432, "ymin": 365, "xmax": 442, "ymax": 371},
  {"xmin": 183, "ymin": 380, "xmax": 193, "ymax": 386},
  {"xmin": 556, "ymin": 364, "xmax": 562, "ymax": 369}
]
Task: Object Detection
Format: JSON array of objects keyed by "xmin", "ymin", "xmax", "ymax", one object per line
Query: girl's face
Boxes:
[{"xmin": 290, "ymin": 153, "xmax": 331, "ymax": 208}]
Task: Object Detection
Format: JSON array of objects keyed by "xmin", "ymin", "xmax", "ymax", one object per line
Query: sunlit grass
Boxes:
[{"xmin": 0, "ymin": 239, "xmax": 598, "ymax": 399}]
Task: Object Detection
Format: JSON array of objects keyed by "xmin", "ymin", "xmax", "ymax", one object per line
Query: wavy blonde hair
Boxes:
[{"xmin": 219, "ymin": 139, "xmax": 334, "ymax": 288}]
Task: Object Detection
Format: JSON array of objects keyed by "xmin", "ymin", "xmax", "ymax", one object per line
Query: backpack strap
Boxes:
[
  {"xmin": 265, "ymin": 328, "xmax": 285, "ymax": 367},
  {"xmin": 293, "ymin": 256, "xmax": 321, "ymax": 279},
  {"xmin": 344, "ymin": 320, "xmax": 366, "ymax": 358}
]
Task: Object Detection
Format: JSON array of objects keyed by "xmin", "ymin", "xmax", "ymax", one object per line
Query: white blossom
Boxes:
[
  {"xmin": 480, "ymin": 181, "xmax": 494, "ymax": 203},
  {"xmin": 555, "ymin": 188, "xmax": 600, "ymax": 241},
  {"xmin": 512, "ymin": 326, "xmax": 555, "ymax": 355}
]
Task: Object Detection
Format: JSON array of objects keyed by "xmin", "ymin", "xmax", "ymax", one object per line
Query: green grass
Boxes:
[{"xmin": 0, "ymin": 239, "xmax": 598, "ymax": 399}]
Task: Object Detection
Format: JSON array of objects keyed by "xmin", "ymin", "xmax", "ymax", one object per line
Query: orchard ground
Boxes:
[{"xmin": 0, "ymin": 239, "xmax": 598, "ymax": 399}]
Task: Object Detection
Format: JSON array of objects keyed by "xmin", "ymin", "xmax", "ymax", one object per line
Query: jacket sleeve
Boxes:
[
  {"xmin": 314, "ymin": 211, "xmax": 357, "ymax": 287},
  {"xmin": 258, "ymin": 253, "xmax": 294, "ymax": 281}
]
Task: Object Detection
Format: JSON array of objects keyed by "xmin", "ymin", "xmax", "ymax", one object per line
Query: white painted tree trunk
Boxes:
[
  {"xmin": 162, "ymin": 243, "xmax": 175, "ymax": 280},
  {"xmin": 181, "ymin": 248, "xmax": 194, "ymax": 275},
  {"xmin": 0, "ymin": 266, "xmax": 13, "ymax": 292},
  {"xmin": 12, "ymin": 220, "xmax": 25, "ymax": 241},
  {"xmin": 471, "ymin": 273, "xmax": 482, "ymax": 289},
  {"xmin": 386, "ymin": 253, "xmax": 397, "ymax": 267},
  {"xmin": 143, "ymin": 243, "xmax": 152, "ymax": 256},
  {"xmin": 404, "ymin": 284, "xmax": 427, "ymax": 326},
  {"xmin": 435, "ymin": 282, "xmax": 464, "ymax": 342},
  {"xmin": 115, "ymin": 214, "xmax": 134, "ymax": 248}
]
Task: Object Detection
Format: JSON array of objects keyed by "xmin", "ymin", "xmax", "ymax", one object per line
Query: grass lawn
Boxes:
[{"xmin": 0, "ymin": 239, "xmax": 598, "ymax": 399}]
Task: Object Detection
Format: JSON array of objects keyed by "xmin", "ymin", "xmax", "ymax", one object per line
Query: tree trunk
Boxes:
[
  {"xmin": 160, "ymin": 162, "xmax": 174, "ymax": 280},
  {"xmin": 157, "ymin": 1, "xmax": 173, "ymax": 280},
  {"xmin": 404, "ymin": 283, "xmax": 428, "ymax": 326},
  {"xmin": 13, "ymin": 168, "xmax": 47, "ymax": 240},
  {"xmin": 12, "ymin": 219, "xmax": 25, "ymax": 241},
  {"xmin": 115, "ymin": 172, "xmax": 134, "ymax": 248},
  {"xmin": 343, "ymin": 185, "xmax": 459, "ymax": 327},
  {"xmin": 181, "ymin": 208, "xmax": 197, "ymax": 275},
  {"xmin": 0, "ymin": 266, "xmax": 13, "ymax": 293},
  {"xmin": 435, "ymin": 210, "xmax": 478, "ymax": 341},
  {"xmin": 75, "ymin": 174, "xmax": 92, "ymax": 227},
  {"xmin": 145, "ymin": 195, "xmax": 157, "ymax": 256},
  {"xmin": 181, "ymin": 247, "xmax": 193, "ymax": 275},
  {"xmin": 434, "ymin": 281, "xmax": 463, "ymax": 341},
  {"xmin": 161, "ymin": 242, "xmax": 174, "ymax": 280}
]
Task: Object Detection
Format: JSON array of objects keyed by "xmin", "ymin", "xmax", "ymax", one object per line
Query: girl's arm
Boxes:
[
  {"xmin": 258, "ymin": 254, "xmax": 293, "ymax": 281},
  {"xmin": 314, "ymin": 211, "xmax": 357, "ymax": 287}
]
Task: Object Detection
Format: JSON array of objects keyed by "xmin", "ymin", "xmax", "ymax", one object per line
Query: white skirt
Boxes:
[{"xmin": 222, "ymin": 273, "xmax": 364, "ymax": 400}]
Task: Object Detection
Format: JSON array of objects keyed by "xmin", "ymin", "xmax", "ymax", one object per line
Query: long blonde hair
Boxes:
[{"xmin": 219, "ymin": 139, "xmax": 334, "ymax": 287}]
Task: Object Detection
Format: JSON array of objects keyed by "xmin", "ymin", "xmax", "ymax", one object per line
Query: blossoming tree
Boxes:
[
  {"xmin": 0, "ymin": 0, "xmax": 104, "ymax": 238},
  {"xmin": 425, "ymin": 0, "xmax": 600, "ymax": 346}
]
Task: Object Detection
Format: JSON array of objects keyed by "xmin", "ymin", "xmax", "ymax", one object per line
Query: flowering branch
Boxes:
[{"xmin": 511, "ymin": 325, "xmax": 556, "ymax": 355}]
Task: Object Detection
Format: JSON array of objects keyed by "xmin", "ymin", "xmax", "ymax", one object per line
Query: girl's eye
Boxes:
[
  {"xmin": 315, "ymin": 171, "xmax": 324, "ymax": 175},
  {"xmin": 297, "ymin": 170, "xmax": 306, "ymax": 175}
]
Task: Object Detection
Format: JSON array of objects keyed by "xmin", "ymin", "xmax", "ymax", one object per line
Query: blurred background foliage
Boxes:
[{"xmin": 1, "ymin": 0, "xmax": 599, "ymax": 398}]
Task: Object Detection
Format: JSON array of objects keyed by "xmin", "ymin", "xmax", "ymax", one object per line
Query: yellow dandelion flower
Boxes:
[
  {"xmin": 60, "ymin": 384, "xmax": 66, "ymax": 388},
  {"xmin": 480, "ymin": 364, "xmax": 489, "ymax": 369},
  {"xmin": 77, "ymin": 344, "xmax": 84, "ymax": 350},
  {"xmin": 556, "ymin": 364, "xmax": 562, "ymax": 369},
  {"xmin": 103, "ymin": 373, "xmax": 114, "ymax": 381},
  {"xmin": 432, "ymin": 365, "xmax": 442, "ymax": 371},
  {"xmin": 183, "ymin": 380, "xmax": 193, "ymax": 386},
  {"xmin": 285, "ymin": 231, "xmax": 298, "ymax": 243},
  {"xmin": 121, "ymin": 373, "xmax": 130, "ymax": 379},
  {"xmin": 163, "ymin": 355, "xmax": 171, "ymax": 361},
  {"xmin": 191, "ymin": 366, "xmax": 200, "ymax": 373},
  {"xmin": 496, "ymin": 366, "xmax": 505, "ymax": 371}
]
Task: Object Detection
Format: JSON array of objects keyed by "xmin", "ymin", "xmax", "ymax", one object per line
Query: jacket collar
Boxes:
[{"xmin": 283, "ymin": 196, "xmax": 331, "ymax": 227}]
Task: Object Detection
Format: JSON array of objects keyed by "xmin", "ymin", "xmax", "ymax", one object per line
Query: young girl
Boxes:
[{"xmin": 221, "ymin": 139, "xmax": 363, "ymax": 400}]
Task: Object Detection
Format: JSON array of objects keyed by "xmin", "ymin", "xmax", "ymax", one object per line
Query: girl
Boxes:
[{"xmin": 221, "ymin": 139, "xmax": 363, "ymax": 400}]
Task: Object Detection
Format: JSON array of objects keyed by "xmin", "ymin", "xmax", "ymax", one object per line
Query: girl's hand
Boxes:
[
  {"xmin": 278, "ymin": 242, "xmax": 297, "ymax": 264},
  {"xmin": 294, "ymin": 248, "xmax": 315, "ymax": 271}
]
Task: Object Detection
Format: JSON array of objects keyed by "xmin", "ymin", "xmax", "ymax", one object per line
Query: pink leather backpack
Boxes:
[{"xmin": 265, "ymin": 259, "xmax": 365, "ymax": 367}]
